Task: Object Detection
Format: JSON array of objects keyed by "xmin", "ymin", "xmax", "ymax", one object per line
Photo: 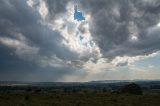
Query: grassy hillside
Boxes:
[{"xmin": 0, "ymin": 92, "xmax": 160, "ymax": 106}]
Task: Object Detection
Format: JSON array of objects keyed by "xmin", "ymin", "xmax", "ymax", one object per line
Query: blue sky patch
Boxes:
[{"xmin": 74, "ymin": 5, "xmax": 85, "ymax": 21}]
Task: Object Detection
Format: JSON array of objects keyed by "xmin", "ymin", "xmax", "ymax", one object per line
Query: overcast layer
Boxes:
[{"xmin": 0, "ymin": 0, "xmax": 160, "ymax": 82}]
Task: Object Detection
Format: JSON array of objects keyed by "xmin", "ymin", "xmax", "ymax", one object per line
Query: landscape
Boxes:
[
  {"xmin": 0, "ymin": 80, "xmax": 160, "ymax": 106},
  {"xmin": 1, "ymin": 0, "xmax": 160, "ymax": 106}
]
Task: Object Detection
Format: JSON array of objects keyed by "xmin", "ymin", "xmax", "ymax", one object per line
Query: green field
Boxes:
[{"xmin": 0, "ymin": 92, "xmax": 159, "ymax": 106}]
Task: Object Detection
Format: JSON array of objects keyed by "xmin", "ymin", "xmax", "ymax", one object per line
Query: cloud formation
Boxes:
[
  {"xmin": 80, "ymin": 0, "xmax": 160, "ymax": 57},
  {"xmin": 0, "ymin": 0, "xmax": 160, "ymax": 81}
]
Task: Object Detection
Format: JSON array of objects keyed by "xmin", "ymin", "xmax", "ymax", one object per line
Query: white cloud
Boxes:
[
  {"xmin": 111, "ymin": 52, "xmax": 159, "ymax": 66},
  {"xmin": 27, "ymin": 0, "xmax": 48, "ymax": 19},
  {"xmin": 0, "ymin": 32, "xmax": 39, "ymax": 59},
  {"xmin": 39, "ymin": 55, "xmax": 69, "ymax": 68},
  {"xmin": 38, "ymin": 0, "xmax": 48, "ymax": 19},
  {"xmin": 128, "ymin": 21, "xmax": 139, "ymax": 41},
  {"xmin": 40, "ymin": 2, "xmax": 102, "ymax": 60},
  {"xmin": 27, "ymin": 0, "xmax": 34, "ymax": 7}
]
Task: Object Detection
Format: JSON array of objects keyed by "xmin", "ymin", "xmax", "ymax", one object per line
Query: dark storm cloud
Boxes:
[
  {"xmin": 0, "ymin": 0, "xmax": 160, "ymax": 81},
  {"xmin": 3, "ymin": 0, "xmax": 83, "ymax": 58},
  {"xmin": 0, "ymin": 0, "xmax": 78, "ymax": 60},
  {"xmin": 0, "ymin": 0, "xmax": 78, "ymax": 81},
  {"xmin": 80, "ymin": 0, "xmax": 160, "ymax": 60}
]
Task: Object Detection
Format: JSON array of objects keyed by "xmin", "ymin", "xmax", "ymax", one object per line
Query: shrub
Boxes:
[
  {"xmin": 121, "ymin": 83, "xmax": 143, "ymax": 95},
  {"xmin": 34, "ymin": 89, "xmax": 41, "ymax": 93},
  {"xmin": 25, "ymin": 88, "xmax": 32, "ymax": 92},
  {"xmin": 25, "ymin": 95, "xmax": 30, "ymax": 101}
]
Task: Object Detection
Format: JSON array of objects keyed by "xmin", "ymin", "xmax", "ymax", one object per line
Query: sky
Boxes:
[{"xmin": 0, "ymin": 0, "xmax": 160, "ymax": 82}]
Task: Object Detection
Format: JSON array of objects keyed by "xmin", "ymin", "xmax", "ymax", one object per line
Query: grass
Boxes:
[{"xmin": 0, "ymin": 92, "xmax": 159, "ymax": 106}]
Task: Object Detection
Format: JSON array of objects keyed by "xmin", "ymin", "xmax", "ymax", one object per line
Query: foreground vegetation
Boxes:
[
  {"xmin": 0, "ymin": 83, "xmax": 159, "ymax": 106},
  {"xmin": 0, "ymin": 92, "xmax": 160, "ymax": 106}
]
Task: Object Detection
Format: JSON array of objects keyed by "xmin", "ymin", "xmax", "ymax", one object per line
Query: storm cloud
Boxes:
[
  {"xmin": 80, "ymin": 0, "xmax": 160, "ymax": 58},
  {"xmin": 0, "ymin": 0, "xmax": 160, "ymax": 81}
]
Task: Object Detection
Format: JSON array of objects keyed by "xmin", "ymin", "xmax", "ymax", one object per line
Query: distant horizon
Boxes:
[{"xmin": 0, "ymin": 79, "xmax": 160, "ymax": 83}]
